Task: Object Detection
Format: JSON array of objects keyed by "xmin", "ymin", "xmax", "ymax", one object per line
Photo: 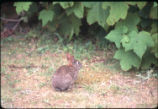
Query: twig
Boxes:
[
  {"xmin": 0, "ymin": 17, "xmax": 21, "ymax": 22},
  {"xmin": 12, "ymin": 18, "xmax": 21, "ymax": 31},
  {"xmin": 1, "ymin": 17, "xmax": 23, "ymax": 36}
]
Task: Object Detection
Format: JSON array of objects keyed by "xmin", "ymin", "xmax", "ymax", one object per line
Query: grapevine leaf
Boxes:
[
  {"xmin": 121, "ymin": 35, "xmax": 129, "ymax": 45},
  {"xmin": 70, "ymin": 15, "xmax": 81, "ymax": 38},
  {"xmin": 136, "ymin": 2, "xmax": 147, "ymax": 9},
  {"xmin": 102, "ymin": 2, "xmax": 129, "ymax": 25},
  {"xmin": 53, "ymin": 2, "xmax": 74, "ymax": 9},
  {"xmin": 87, "ymin": 2, "xmax": 109, "ymax": 29},
  {"xmin": 151, "ymin": 23, "xmax": 158, "ymax": 34},
  {"xmin": 58, "ymin": 14, "xmax": 81, "ymax": 40},
  {"xmin": 73, "ymin": 3, "xmax": 84, "ymax": 18},
  {"xmin": 150, "ymin": 6, "xmax": 158, "ymax": 19},
  {"xmin": 127, "ymin": 2, "xmax": 147, "ymax": 9},
  {"xmin": 106, "ymin": 30, "xmax": 122, "ymax": 48},
  {"xmin": 14, "ymin": 2, "xmax": 32, "ymax": 15},
  {"xmin": 66, "ymin": 3, "xmax": 84, "ymax": 19},
  {"xmin": 106, "ymin": 13, "xmax": 140, "ymax": 49},
  {"xmin": 151, "ymin": 33, "xmax": 158, "ymax": 58},
  {"xmin": 141, "ymin": 52, "xmax": 158, "ymax": 69},
  {"xmin": 106, "ymin": 25, "xmax": 128, "ymax": 48},
  {"xmin": 116, "ymin": 13, "xmax": 140, "ymax": 32},
  {"xmin": 114, "ymin": 49, "xmax": 141, "ymax": 71},
  {"xmin": 122, "ymin": 31, "xmax": 154, "ymax": 58},
  {"xmin": 82, "ymin": 2, "xmax": 95, "ymax": 8},
  {"xmin": 126, "ymin": 2, "xmax": 137, "ymax": 6},
  {"xmin": 38, "ymin": 9, "xmax": 54, "ymax": 26}
]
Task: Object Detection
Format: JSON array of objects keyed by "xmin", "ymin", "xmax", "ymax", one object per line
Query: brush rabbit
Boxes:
[{"xmin": 52, "ymin": 53, "xmax": 82, "ymax": 91}]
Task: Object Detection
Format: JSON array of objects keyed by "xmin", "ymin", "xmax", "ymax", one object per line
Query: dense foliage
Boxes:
[{"xmin": 13, "ymin": 2, "xmax": 158, "ymax": 71}]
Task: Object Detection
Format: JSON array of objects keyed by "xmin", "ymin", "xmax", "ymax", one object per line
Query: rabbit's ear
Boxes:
[
  {"xmin": 67, "ymin": 53, "xmax": 74, "ymax": 58},
  {"xmin": 66, "ymin": 53, "xmax": 75, "ymax": 66},
  {"xmin": 67, "ymin": 53, "xmax": 74, "ymax": 61},
  {"xmin": 66, "ymin": 53, "xmax": 71, "ymax": 59}
]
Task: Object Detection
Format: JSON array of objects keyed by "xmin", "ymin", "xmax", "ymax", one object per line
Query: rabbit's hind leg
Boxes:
[
  {"xmin": 68, "ymin": 82, "xmax": 75, "ymax": 90},
  {"xmin": 53, "ymin": 87, "xmax": 62, "ymax": 91},
  {"xmin": 53, "ymin": 86, "xmax": 66, "ymax": 92}
]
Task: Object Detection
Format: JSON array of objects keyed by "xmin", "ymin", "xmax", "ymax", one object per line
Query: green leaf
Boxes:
[
  {"xmin": 69, "ymin": 15, "xmax": 81, "ymax": 37},
  {"xmin": 151, "ymin": 33, "xmax": 158, "ymax": 58},
  {"xmin": 87, "ymin": 2, "xmax": 109, "ymax": 29},
  {"xmin": 106, "ymin": 12, "xmax": 140, "ymax": 49},
  {"xmin": 106, "ymin": 25, "xmax": 128, "ymax": 48},
  {"xmin": 38, "ymin": 9, "xmax": 54, "ymax": 26},
  {"xmin": 102, "ymin": 2, "xmax": 129, "ymax": 26},
  {"xmin": 58, "ymin": 14, "xmax": 81, "ymax": 40},
  {"xmin": 73, "ymin": 3, "xmax": 84, "ymax": 18},
  {"xmin": 114, "ymin": 49, "xmax": 141, "ymax": 71},
  {"xmin": 136, "ymin": 2, "xmax": 147, "ymax": 9},
  {"xmin": 14, "ymin": 2, "xmax": 32, "ymax": 14},
  {"xmin": 54, "ymin": 2, "xmax": 74, "ymax": 9},
  {"xmin": 116, "ymin": 13, "xmax": 140, "ymax": 32},
  {"xmin": 66, "ymin": 3, "xmax": 84, "ymax": 19},
  {"xmin": 121, "ymin": 35, "xmax": 129, "ymax": 44},
  {"xmin": 141, "ymin": 52, "xmax": 158, "ymax": 69},
  {"xmin": 82, "ymin": 2, "xmax": 95, "ymax": 8},
  {"xmin": 122, "ymin": 31, "xmax": 154, "ymax": 58},
  {"xmin": 151, "ymin": 23, "xmax": 158, "ymax": 34},
  {"xmin": 150, "ymin": 6, "xmax": 158, "ymax": 19},
  {"xmin": 127, "ymin": 2, "xmax": 147, "ymax": 9}
]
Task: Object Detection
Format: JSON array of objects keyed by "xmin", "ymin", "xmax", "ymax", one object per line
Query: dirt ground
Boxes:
[{"xmin": 1, "ymin": 36, "xmax": 158, "ymax": 108}]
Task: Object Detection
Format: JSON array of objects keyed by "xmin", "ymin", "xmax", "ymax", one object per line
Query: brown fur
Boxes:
[{"xmin": 52, "ymin": 54, "xmax": 82, "ymax": 91}]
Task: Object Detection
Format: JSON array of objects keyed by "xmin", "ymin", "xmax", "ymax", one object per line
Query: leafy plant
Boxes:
[
  {"xmin": 13, "ymin": 2, "xmax": 158, "ymax": 71},
  {"xmin": 38, "ymin": 9, "xmax": 54, "ymax": 26},
  {"xmin": 105, "ymin": 4, "xmax": 157, "ymax": 71},
  {"xmin": 114, "ymin": 49, "xmax": 141, "ymax": 71},
  {"xmin": 14, "ymin": 2, "xmax": 32, "ymax": 15},
  {"xmin": 102, "ymin": 2, "xmax": 129, "ymax": 26}
]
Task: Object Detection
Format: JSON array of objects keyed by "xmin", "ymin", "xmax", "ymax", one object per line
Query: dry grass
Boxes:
[{"xmin": 1, "ymin": 36, "xmax": 158, "ymax": 108}]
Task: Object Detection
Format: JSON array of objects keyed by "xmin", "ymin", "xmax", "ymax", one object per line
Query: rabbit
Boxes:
[{"xmin": 52, "ymin": 53, "xmax": 82, "ymax": 91}]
